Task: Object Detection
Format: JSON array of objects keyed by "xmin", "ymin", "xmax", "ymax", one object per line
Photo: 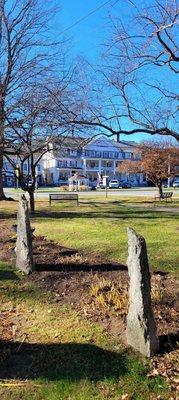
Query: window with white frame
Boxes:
[
  {"xmin": 125, "ymin": 152, "xmax": 131, "ymax": 159},
  {"xmin": 103, "ymin": 151, "xmax": 109, "ymax": 158},
  {"xmin": 109, "ymin": 152, "xmax": 114, "ymax": 158}
]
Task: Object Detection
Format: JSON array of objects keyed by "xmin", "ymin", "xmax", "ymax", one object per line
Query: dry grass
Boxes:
[{"xmin": 91, "ymin": 277, "xmax": 129, "ymax": 313}]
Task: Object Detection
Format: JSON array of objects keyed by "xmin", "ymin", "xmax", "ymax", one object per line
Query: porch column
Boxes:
[
  {"xmin": 83, "ymin": 158, "xmax": 86, "ymax": 174},
  {"xmin": 99, "ymin": 159, "xmax": 101, "ymax": 175},
  {"xmin": 113, "ymin": 160, "xmax": 116, "ymax": 176}
]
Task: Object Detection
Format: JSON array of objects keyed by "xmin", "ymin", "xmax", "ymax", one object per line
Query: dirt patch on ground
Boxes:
[
  {"xmin": 0, "ymin": 221, "xmax": 179, "ymax": 393},
  {"xmin": 0, "ymin": 221, "xmax": 17, "ymax": 261}
]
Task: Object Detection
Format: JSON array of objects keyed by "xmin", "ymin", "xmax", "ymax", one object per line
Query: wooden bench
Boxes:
[
  {"xmin": 49, "ymin": 193, "xmax": 79, "ymax": 206},
  {"xmin": 154, "ymin": 192, "xmax": 173, "ymax": 202}
]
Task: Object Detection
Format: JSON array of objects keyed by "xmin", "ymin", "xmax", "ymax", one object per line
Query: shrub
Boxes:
[
  {"xmin": 78, "ymin": 185, "xmax": 89, "ymax": 191},
  {"xmin": 60, "ymin": 186, "xmax": 69, "ymax": 191}
]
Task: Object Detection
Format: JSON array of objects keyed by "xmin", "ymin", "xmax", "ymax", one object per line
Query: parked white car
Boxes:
[
  {"xmin": 173, "ymin": 180, "xmax": 179, "ymax": 188},
  {"xmin": 108, "ymin": 179, "xmax": 120, "ymax": 189}
]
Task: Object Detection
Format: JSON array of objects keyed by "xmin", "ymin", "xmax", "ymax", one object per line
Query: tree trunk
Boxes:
[
  {"xmin": 157, "ymin": 182, "xmax": 163, "ymax": 197},
  {"xmin": 0, "ymin": 101, "xmax": 6, "ymax": 200},
  {"xmin": 28, "ymin": 189, "xmax": 35, "ymax": 212},
  {"xmin": 0, "ymin": 1, "xmax": 6, "ymax": 201},
  {"xmin": 0, "ymin": 148, "xmax": 5, "ymax": 199}
]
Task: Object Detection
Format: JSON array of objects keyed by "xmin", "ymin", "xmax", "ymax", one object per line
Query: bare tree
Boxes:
[
  {"xmin": 4, "ymin": 79, "xmax": 73, "ymax": 211},
  {"xmin": 65, "ymin": 1, "xmax": 178, "ymax": 143},
  {"xmin": 99, "ymin": 0, "xmax": 179, "ymax": 140},
  {"xmin": 4, "ymin": 89, "xmax": 49, "ymax": 211},
  {"xmin": 112, "ymin": 0, "xmax": 179, "ymax": 73},
  {"xmin": 0, "ymin": 0, "xmax": 60, "ymax": 200}
]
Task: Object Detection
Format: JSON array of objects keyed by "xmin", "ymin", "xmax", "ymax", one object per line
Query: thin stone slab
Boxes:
[
  {"xmin": 126, "ymin": 228, "xmax": 159, "ymax": 357},
  {"xmin": 16, "ymin": 194, "xmax": 34, "ymax": 274}
]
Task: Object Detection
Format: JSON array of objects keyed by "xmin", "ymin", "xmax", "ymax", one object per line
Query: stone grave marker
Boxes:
[
  {"xmin": 16, "ymin": 194, "xmax": 34, "ymax": 274},
  {"xmin": 126, "ymin": 227, "xmax": 159, "ymax": 357}
]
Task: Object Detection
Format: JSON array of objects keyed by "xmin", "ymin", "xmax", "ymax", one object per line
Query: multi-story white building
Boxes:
[
  {"xmin": 42, "ymin": 135, "xmax": 145, "ymax": 187},
  {"xmin": 2, "ymin": 135, "xmax": 145, "ymax": 188}
]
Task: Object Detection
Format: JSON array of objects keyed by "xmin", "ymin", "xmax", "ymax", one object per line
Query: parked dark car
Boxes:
[{"xmin": 121, "ymin": 183, "xmax": 132, "ymax": 189}]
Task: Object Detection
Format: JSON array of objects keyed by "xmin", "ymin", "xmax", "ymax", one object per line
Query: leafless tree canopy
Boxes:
[
  {"xmin": 0, "ymin": 0, "xmax": 73, "ymax": 199},
  {"xmin": 67, "ymin": 1, "xmax": 178, "ymax": 143},
  {"xmin": 108, "ymin": 0, "xmax": 179, "ymax": 73}
]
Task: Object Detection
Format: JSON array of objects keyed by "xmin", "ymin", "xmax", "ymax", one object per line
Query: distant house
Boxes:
[
  {"xmin": 68, "ymin": 173, "xmax": 89, "ymax": 191},
  {"xmin": 3, "ymin": 154, "xmax": 44, "ymax": 188}
]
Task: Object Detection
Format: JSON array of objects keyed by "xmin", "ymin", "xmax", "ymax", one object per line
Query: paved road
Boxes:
[{"xmin": 4, "ymin": 187, "xmax": 179, "ymax": 199}]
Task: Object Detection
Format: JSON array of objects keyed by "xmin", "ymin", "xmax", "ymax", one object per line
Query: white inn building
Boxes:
[
  {"xmin": 42, "ymin": 135, "xmax": 145, "ymax": 187},
  {"xmin": 3, "ymin": 135, "xmax": 145, "ymax": 188}
]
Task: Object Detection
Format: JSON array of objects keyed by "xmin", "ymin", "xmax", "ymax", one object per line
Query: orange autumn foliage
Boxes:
[{"xmin": 118, "ymin": 142, "xmax": 179, "ymax": 195}]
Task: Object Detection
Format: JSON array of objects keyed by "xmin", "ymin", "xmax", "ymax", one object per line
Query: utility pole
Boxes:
[
  {"xmin": 167, "ymin": 154, "xmax": 171, "ymax": 188},
  {"xmin": 103, "ymin": 173, "xmax": 109, "ymax": 199},
  {"xmin": 15, "ymin": 165, "xmax": 19, "ymax": 189},
  {"xmin": 105, "ymin": 180, "xmax": 108, "ymax": 198}
]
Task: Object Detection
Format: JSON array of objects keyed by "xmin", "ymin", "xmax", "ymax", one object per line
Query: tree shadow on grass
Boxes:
[
  {"xmin": 79, "ymin": 200, "xmax": 124, "ymax": 207},
  {"xmin": 31, "ymin": 208, "xmax": 179, "ymax": 222},
  {"xmin": 0, "ymin": 212, "xmax": 17, "ymax": 220},
  {"xmin": 0, "ymin": 339, "xmax": 129, "ymax": 382},
  {"xmin": 0, "ymin": 270, "xmax": 19, "ymax": 281},
  {"xmin": 35, "ymin": 261, "xmax": 127, "ymax": 273}
]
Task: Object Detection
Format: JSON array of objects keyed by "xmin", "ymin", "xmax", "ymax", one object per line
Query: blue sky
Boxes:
[
  {"xmin": 51, "ymin": 0, "xmax": 178, "ymax": 143},
  {"xmin": 56, "ymin": 0, "xmax": 145, "ymax": 142},
  {"xmin": 58, "ymin": 0, "xmax": 119, "ymax": 59}
]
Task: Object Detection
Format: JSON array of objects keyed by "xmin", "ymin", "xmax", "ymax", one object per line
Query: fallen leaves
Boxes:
[{"xmin": 151, "ymin": 350, "xmax": 179, "ymax": 397}]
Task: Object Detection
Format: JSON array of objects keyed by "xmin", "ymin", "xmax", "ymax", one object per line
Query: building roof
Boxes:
[
  {"xmin": 69, "ymin": 173, "xmax": 88, "ymax": 181},
  {"xmin": 111, "ymin": 139, "xmax": 137, "ymax": 149},
  {"xmin": 52, "ymin": 135, "xmax": 88, "ymax": 157},
  {"xmin": 51, "ymin": 134, "xmax": 138, "ymax": 156}
]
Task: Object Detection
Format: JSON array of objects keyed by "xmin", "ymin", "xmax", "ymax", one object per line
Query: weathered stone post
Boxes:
[
  {"xmin": 126, "ymin": 228, "xmax": 159, "ymax": 357},
  {"xmin": 16, "ymin": 194, "xmax": 34, "ymax": 274}
]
